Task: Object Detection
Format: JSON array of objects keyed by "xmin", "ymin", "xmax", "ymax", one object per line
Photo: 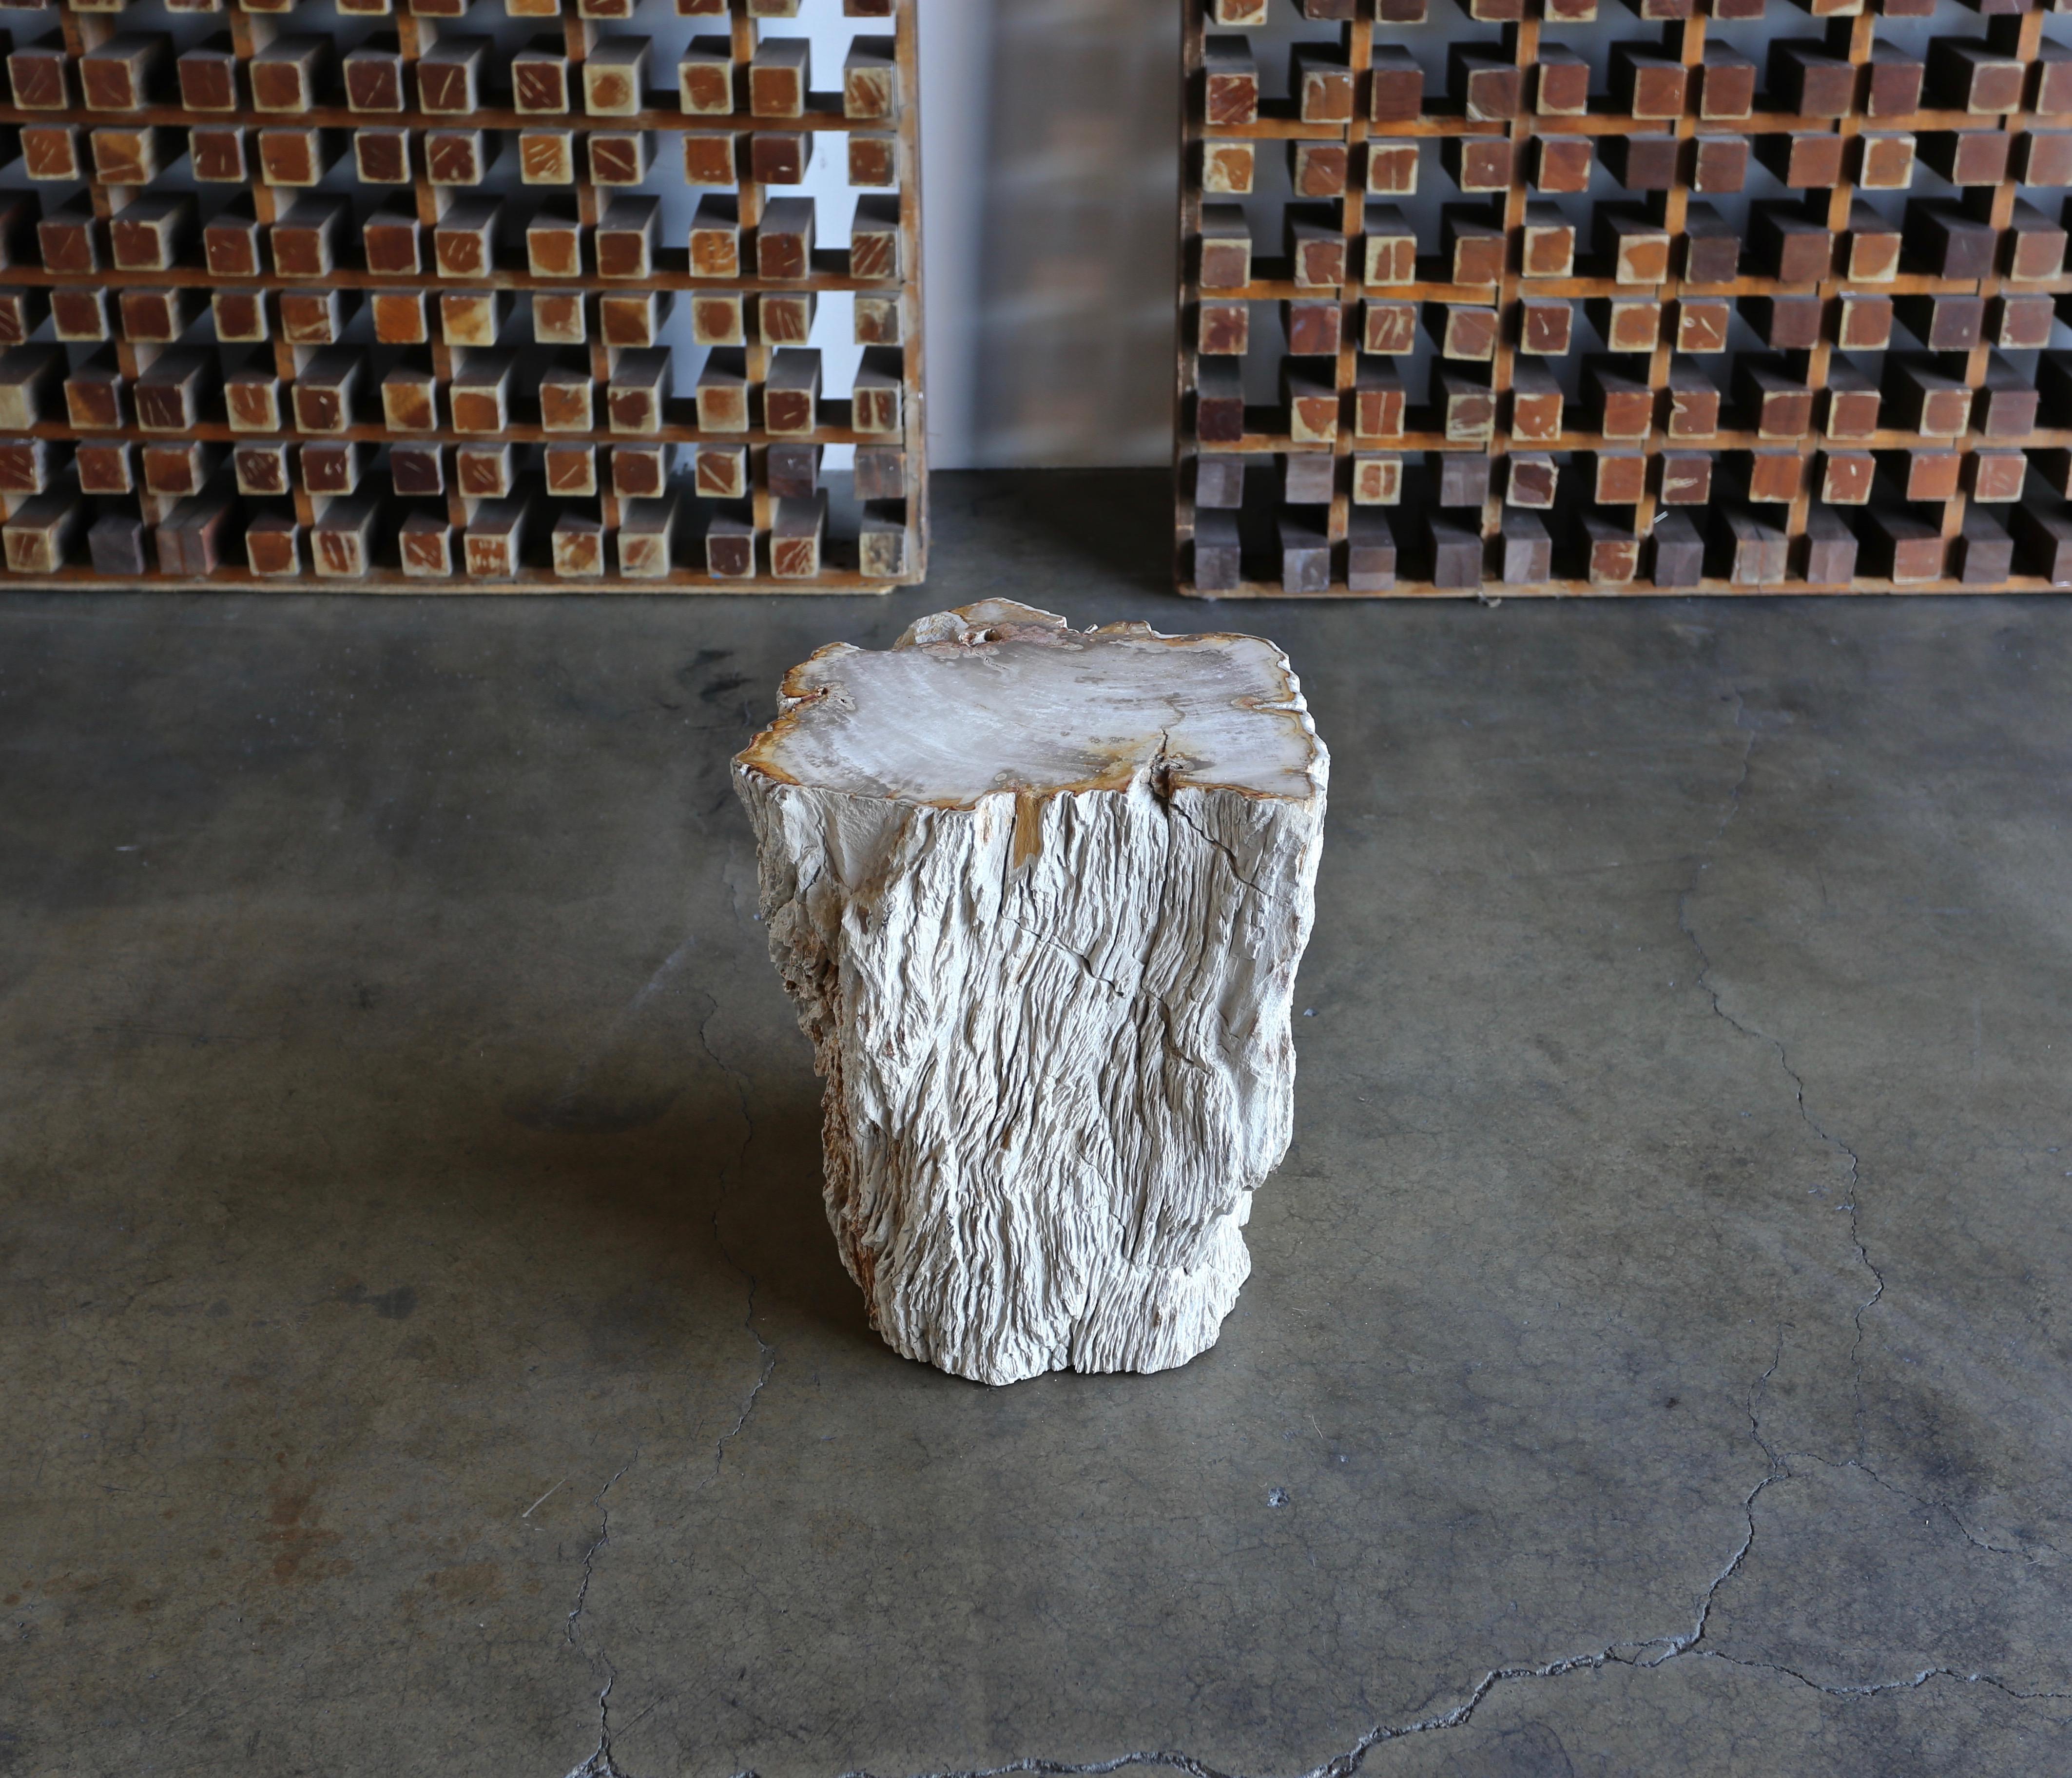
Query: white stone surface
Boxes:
[{"xmin": 734, "ymin": 600, "xmax": 1329, "ymax": 1385}]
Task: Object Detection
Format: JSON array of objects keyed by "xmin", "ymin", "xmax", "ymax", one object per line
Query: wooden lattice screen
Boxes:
[
  {"xmin": 0, "ymin": 0, "xmax": 925, "ymax": 591},
  {"xmin": 1176, "ymin": 0, "xmax": 2072, "ymax": 597}
]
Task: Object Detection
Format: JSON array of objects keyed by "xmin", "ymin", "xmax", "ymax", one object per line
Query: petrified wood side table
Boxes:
[{"xmin": 734, "ymin": 599, "xmax": 1328, "ymax": 1386}]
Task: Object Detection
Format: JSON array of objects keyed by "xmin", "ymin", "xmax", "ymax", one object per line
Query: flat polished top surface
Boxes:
[{"xmin": 737, "ymin": 599, "xmax": 1328, "ymax": 808}]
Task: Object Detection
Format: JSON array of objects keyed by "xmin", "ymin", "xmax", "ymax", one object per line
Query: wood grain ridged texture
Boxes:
[
  {"xmin": 1178, "ymin": 0, "xmax": 2072, "ymax": 598},
  {"xmin": 734, "ymin": 599, "xmax": 1330, "ymax": 1386}
]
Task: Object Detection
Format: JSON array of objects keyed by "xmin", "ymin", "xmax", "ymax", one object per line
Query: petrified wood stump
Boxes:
[{"xmin": 734, "ymin": 600, "xmax": 1329, "ymax": 1386}]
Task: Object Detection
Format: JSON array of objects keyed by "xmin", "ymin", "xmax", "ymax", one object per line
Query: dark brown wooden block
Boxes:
[
  {"xmin": 1603, "ymin": 134, "xmax": 1679, "ymax": 192},
  {"xmin": 1580, "ymin": 513, "xmax": 1639, "ymax": 585},
  {"xmin": 1919, "ymin": 129, "xmax": 2011, "ymax": 186},
  {"xmin": 2012, "ymin": 502, "xmax": 2072, "ymax": 584},
  {"xmin": 1752, "ymin": 205, "xmax": 1835, "ymax": 282},
  {"xmin": 88, "ymin": 511, "xmax": 149, "ymax": 579},
  {"xmin": 1650, "ymin": 512, "xmax": 1704, "ymax": 588},
  {"xmin": 1754, "ymin": 132, "xmax": 1846, "ymax": 189},
  {"xmin": 1927, "ymin": 37, "xmax": 2023, "ymax": 114},
  {"xmin": 1769, "ymin": 40, "xmax": 1855, "ymax": 116},
  {"xmin": 1427, "ymin": 514, "xmax": 1484, "ymax": 590},
  {"xmin": 1802, "ymin": 508, "xmax": 1859, "ymax": 585},
  {"xmin": 1969, "ymin": 450, "xmax": 2028, "ymax": 503},
  {"xmin": 1860, "ymin": 507, "xmax": 1945, "ymax": 584},
  {"xmin": 1433, "ymin": 452, "xmax": 1492, "ymax": 508}
]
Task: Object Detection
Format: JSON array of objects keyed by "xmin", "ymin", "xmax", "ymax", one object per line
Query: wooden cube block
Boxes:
[
  {"xmin": 1768, "ymin": 40, "xmax": 1854, "ymax": 116},
  {"xmin": 1651, "ymin": 451, "xmax": 1709, "ymax": 507},
  {"xmin": 679, "ymin": 38, "xmax": 735, "ymax": 116},
  {"xmin": 91, "ymin": 125, "xmax": 162, "ymax": 187},
  {"xmin": 1824, "ymin": 364, "xmax": 1881, "ymax": 440},
  {"xmin": 398, "ymin": 514, "xmax": 453, "ymax": 580},
  {"xmin": 750, "ymin": 36, "xmax": 809, "ymax": 117},
  {"xmin": 1507, "ymin": 454, "xmax": 1558, "ymax": 509},
  {"xmin": 118, "ymin": 287, "xmax": 194, "ymax": 344},
  {"xmin": 1666, "ymin": 361, "xmax": 1720, "ymax": 439},
  {"xmin": 8, "ymin": 44, "xmax": 70, "ymax": 112},
  {"xmin": 454, "ymin": 442, "xmax": 513, "ymax": 499},
  {"xmin": 1865, "ymin": 44, "xmax": 1925, "ymax": 117},
  {"xmin": 1590, "ymin": 364, "xmax": 1654, "ymax": 439},
  {"xmin": 1928, "ymin": 37, "xmax": 2023, "ymax": 113},
  {"xmin": 2007, "ymin": 200, "xmax": 2068, "ymax": 283},
  {"xmin": 1535, "ymin": 137, "xmax": 1593, "ymax": 194},
  {"xmin": 439, "ymin": 289, "xmax": 504, "ymax": 347},
  {"xmin": 843, "ymin": 36, "xmax": 900, "ymax": 125},
  {"xmin": 1861, "ymin": 507, "xmax": 1945, "ymax": 584},
  {"xmin": 600, "ymin": 348, "xmax": 667, "ymax": 434},
  {"xmin": 61, "ymin": 353, "xmax": 123, "ymax": 430},
  {"xmin": 1991, "ymin": 295, "xmax": 2055, "ymax": 349},
  {"xmin": 519, "ymin": 130, "xmax": 577, "ymax": 185},
  {"xmin": 1427, "ymin": 514, "xmax": 1484, "ymax": 589},
  {"xmin": 0, "ymin": 436, "xmax": 51, "ymax": 496},
  {"xmin": 135, "ymin": 351, "xmax": 212, "ymax": 433},
  {"xmin": 1837, "ymin": 293, "xmax": 1896, "ymax": 352},
  {"xmin": 850, "ymin": 196, "xmax": 901, "ymax": 282},
  {"xmin": 1443, "ymin": 212, "xmax": 1505, "ymax": 286},
  {"xmin": 388, "ymin": 442, "xmax": 444, "ymax": 497},
  {"xmin": 433, "ymin": 198, "xmax": 500, "ymax": 278},
  {"xmin": 1610, "ymin": 43, "xmax": 1686, "ymax": 119},
  {"xmin": 353, "ymin": 127, "xmax": 411, "ymax": 184},
  {"xmin": 271, "ymin": 196, "xmax": 346, "ymax": 278},
  {"xmin": 1675, "ymin": 298, "xmax": 1731, "ymax": 355},
  {"xmin": 1590, "ymin": 451, "xmax": 1649, "ymax": 505},
  {"xmin": 1884, "ymin": 358, "xmax": 1972, "ymax": 437},
  {"xmin": 1364, "ymin": 204, "xmax": 1418, "ymax": 286},
  {"xmin": 1280, "ymin": 299, "xmax": 1338, "ymax": 358},
  {"xmin": 251, "ymin": 33, "xmax": 328, "ymax": 111},
  {"xmin": 1919, "ymin": 130, "xmax": 2011, "ymax": 187},
  {"xmin": 771, "ymin": 493, "xmax": 828, "ymax": 580},
  {"xmin": 344, "ymin": 43, "xmax": 406, "ymax": 112},
  {"xmin": 1845, "ymin": 200, "xmax": 1903, "ymax": 283},
  {"xmin": 1802, "ymin": 508, "xmax": 1859, "ymax": 586},
  {"xmin": 3, "ymin": 485, "xmax": 82, "ymax": 575},
  {"xmin": 1975, "ymin": 356, "xmax": 2039, "ymax": 438},
  {"xmin": 450, "ymin": 352, "xmax": 514, "ymax": 434},
  {"xmin": 1588, "ymin": 296, "xmax": 1662, "ymax": 354},
  {"xmin": 513, "ymin": 40, "xmax": 572, "ymax": 114},
  {"xmin": 2013, "ymin": 502, "xmax": 2072, "ymax": 584},
  {"xmin": 686, "ymin": 194, "xmax": 739, "ymax": 279},
  {"xmin": 80, "ymin": 33, "xmax": 166, "ymax": 112},
  {"xmin": 1682, "ymin": 204, "xmax": 1742, "ymax": 283},
  {"xmin": 1650, "ymin": 513, "xmax": 1704, "ymax": 588},
  {"xmin": 1203, "ymin": 36, "xmax": 1260, "ymax": 127},
  {"xmin": 1598, "ymin": 135, "xmax": 1676, "ymax": 196},
  {"xmin": 1690, "ymin": 135, "xmax": 1748, "ymax": 194},
  {"xmin": 312, "ymin": 500, "xmax": 382, "ymax": 580},
  {"xmin": 1597, "ymin": 208, "xmax": 1668, "ymax": 284},
  {"xmin": 23, "ymin": 126, "xmax": 86, "ymax": 185},
  {"xmin": 1434, "ymin": 368, "xmax": 1496, "ymax": 443},
  {"xmin": 1288, "ymin": 208, "xmax": 1347, "ymax": 290},
  {"xmin": 1353, "ymin": 359, "xmax": 1406, "ymax": 439},
  {"xmin": 371, "ymin": 289, "xmax": 428, "ymax": 345},
  {"xmin": 1450, "ymin": 48, "xmax": 1521, "ymax": 121},
  {"xmin": 1433, "ymin": 451, "xmax": 1492, "ymax": 508},
  {"xmin": 846, "ymin": 131, "xmax": 897, "ymax": 190},
  {"xmin": 1752, "ymin": 205, "xmax": 1834, "ymax": 282},
  {"xmin": 1508, "ymin": 362, "xmax": 1564, "ymax": 442},
  {"xmin": 1754, "ymin": 132, "xmax": 1846, "ymax": 189},
  {"xmin": 1699, "ymin": 45, "xmax": 1757, "ymax": 119},
  {"xmin": 1969, "ymin": 451, "xmax": 2028, "ymax": 503},
  {"xmin": 616, "ymin": 498, "xmax": 678, "ymax": 581},
  {"xmin": 233, "ymin": 441, "xmax": 294, "ymax": 497},
  {"xmin": 1369, "ymin": 44, "xmax": 1423, "ymax": 122},
  {"xmin": 418, "ymin": 35, "xmax": 485, "ymax": 115},
  {"xmin": 612, "ymin": 443, "xmax": 671, "ymax": 499},
  {"xmin": 425, "ymin": 128, "xmax": 491, "ymax": 186},
  {"xmin": 381, "ymin": 365, "xmax": 439, "ymax": 432},
  {"xmin": 543, "ymin": 444, "xmax": 597, "ymax": 498},
  {"xmin": 87, "ymin": 512, "xmax": 149, "ymax": 579},
  {"xmin": 1895, "ymin": 293, "xmax": 1983, "ymax": 351},
  {"xmin": 1858, "ymin": 133, "xmax": 1917, "ymax": 192},
  {"xmin": 585, "ymin": 37, "xmax": 647, "ymax": 116},
  {"xmin": 1519, "ymin": 297, "xmax": 1573, "ymax": 355},
  {"xmin": 1352, "ymin": 453, "xmax": 1403, "ymax": 506},
  {"xmin": 298, "ymin": 441, "xmax": 361, "ymax": 498}
]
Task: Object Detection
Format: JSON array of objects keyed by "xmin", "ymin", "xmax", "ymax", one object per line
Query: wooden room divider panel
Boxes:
[
  {"xmin": 1176, "ymin": 0, "xmax": 2072, "ymax": 597},
  {"xmin": 0, "ymin": 0, "xmax": 924, "ymax": 591}
]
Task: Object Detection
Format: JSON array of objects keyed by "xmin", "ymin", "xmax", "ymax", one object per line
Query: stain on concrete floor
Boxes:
[{"xmin": 1, "ymin": 473, "xmax": 2068, "ymax": 1778}]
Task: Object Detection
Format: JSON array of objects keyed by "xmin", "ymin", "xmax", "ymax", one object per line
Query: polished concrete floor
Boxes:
[{"xmin": 3, "ymin": 472, "xmax": 2070, "ymax": 1778}]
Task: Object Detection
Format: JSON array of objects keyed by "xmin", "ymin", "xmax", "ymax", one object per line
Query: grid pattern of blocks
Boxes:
[
  {"xmin": 0, "ymin": 0, "xmax": 923, "ymax": 590},
  {"xmin": 1177, "ymin": 0, "xmax": 2072, "ymax": 597}
]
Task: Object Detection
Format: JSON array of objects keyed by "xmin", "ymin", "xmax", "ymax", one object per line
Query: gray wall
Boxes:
[{"xmin": 918, "ymin": 0, "xmax": 1180, "ymax": 470}]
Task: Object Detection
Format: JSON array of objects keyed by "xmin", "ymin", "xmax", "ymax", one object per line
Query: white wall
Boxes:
[{"xmin": 916, "ymin": 0, "xmax": 1180, "ymax": 470}]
